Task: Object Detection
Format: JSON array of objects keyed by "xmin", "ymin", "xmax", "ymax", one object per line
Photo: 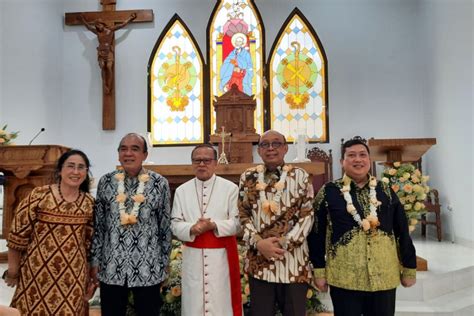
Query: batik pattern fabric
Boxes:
[
  {"xmin": 238, "ymin": 165, "xmax": 314, "ymax": 284},
  {"xmin": 7, "ymin": 185, "xmax": 94, "ymax": 315},
  {"xmin": 308, "ymin": 177, "xmax": 417, "ymax": 292},
  {"xmin": 90, "ymin": 169, "xmax": 172, "ymax": 287}
]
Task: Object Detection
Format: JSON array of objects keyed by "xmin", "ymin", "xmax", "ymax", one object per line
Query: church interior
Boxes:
[{"xmin": 0, "ymin": 0, "xmax": 472, "ymax": 314}]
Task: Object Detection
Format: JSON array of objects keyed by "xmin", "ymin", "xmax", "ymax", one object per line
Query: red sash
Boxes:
[{"xmin": 186, "ymin": 231, "xmax": 242, "ymax": 316}]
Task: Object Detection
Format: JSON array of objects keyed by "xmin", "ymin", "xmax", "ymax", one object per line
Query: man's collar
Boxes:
[
  {"xmin": 265, "ymin": 163, "xmax": 286, "ymax": 175},
  {"xmin": 342, "ymin": 173, "xmax": 372, "ymax": 188},
  {"xmin": 122, "ymin": 167, "xmax": 147, "ymax": 179},
  {"xmin": 195, "ymin": 173, "xmax": 216, "ymax": 186}
]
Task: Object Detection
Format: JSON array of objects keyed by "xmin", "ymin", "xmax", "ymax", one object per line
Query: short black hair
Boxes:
[
  {"xmin": 118, "ymin": 133, "xmax": 148, "ymax": 153},
  {"xmin": 341, "ymin": 136, "xmax": 370, "ymax": 159},
  {"xmin": 191, "ymin": 144, "xmax": 218, "ymax": 161}
]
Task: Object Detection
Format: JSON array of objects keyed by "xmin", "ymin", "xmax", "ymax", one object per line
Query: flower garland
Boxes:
[
  {"xmin": 115, "ymin": 171, "xmax": 150, "ymax": 225},
  {"xmin": 256, "ymin": 164, "xmax": 292, "ymax": 214},
  {"xmin": 341, "ymin": 174, "xmax": 381, "ymax": 232}
]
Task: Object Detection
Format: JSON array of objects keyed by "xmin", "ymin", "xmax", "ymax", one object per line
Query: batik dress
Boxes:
[{"xmin": 7, "ymin": 185, "xmax": 94, "ymax": 316}]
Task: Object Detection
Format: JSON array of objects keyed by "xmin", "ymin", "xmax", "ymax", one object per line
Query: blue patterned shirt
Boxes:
[{"xmin": 90, "ymin": 169, "xmax": 171, "ymax": 287}]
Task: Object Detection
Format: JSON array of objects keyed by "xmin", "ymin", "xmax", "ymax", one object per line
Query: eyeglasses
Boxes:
[
  {"xmin": 258, "ymin": 141, "xmax": 284, "ymax": 149},
  {"xmin": 64, "ymin": 163, "xmax": 88, "ymax": 172},
  {"xmin": 191, "ymin": 158, "xmax": 215, "ymax": 165}
]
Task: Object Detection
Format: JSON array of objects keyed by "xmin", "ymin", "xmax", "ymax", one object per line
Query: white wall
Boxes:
[
  {"xmin": 1, "ymin": 0, "xmax": 472, "ymax": 242},
  {"xmin": 1, "ymin": 0, "xmax": 63, "ymax": 143},
  {"xmin": 419, "ymin": 0, "xmax": 473, "ymax": 246}
]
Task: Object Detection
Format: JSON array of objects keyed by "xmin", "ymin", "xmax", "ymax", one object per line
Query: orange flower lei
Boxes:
[
  {"xmin": 115, "ymin": 172, "xmax": 150, "ymax": 225},
  {"xmin": 256, "ymin": 165, "xmax": 292, "ymax": 215}
]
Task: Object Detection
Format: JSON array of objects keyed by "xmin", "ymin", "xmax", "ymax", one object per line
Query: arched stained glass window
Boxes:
[
  {"xmin": 208, "ymin": 0, "xmax": 265, "ymax": 134},
  {"xmin": 148, "ymin": 14, "xmax": 205, "ymax": 146},
  {"xmin": 268, "ymin": 8, "xmax": 328, "ymax": 142}
]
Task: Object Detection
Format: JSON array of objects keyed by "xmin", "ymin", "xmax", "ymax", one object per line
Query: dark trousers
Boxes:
[
  {"xmin": 248, "ymin": 277, "xmax": 308, "ymax": 316},
  {"xmin": 100, "ymin": 282, "xmax": 162, "ymax": 316},
  {"xmin": 330, "ymin": 286, "xmax": 396, "ymax": 316}
]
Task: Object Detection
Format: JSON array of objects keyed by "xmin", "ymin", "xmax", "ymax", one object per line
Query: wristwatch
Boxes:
[{"xmin": 2, "ymin": 269, "xmax": 18, "ymax": 281}]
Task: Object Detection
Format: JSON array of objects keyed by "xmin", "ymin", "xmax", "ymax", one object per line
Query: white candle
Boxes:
[{"xmin": 297, "ymin": 134, "xmax": 306, "ymax": 161}]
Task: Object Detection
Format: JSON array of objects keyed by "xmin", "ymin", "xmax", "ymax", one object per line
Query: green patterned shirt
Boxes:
[{"xmin": 308, "ymin": 177, "xmax": 416, "ymax": 291}]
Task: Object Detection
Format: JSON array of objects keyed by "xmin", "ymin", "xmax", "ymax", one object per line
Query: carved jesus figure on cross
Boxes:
[
  {"xmin": 65, "ymin": 0, "xmax": 153, "ymax": 130},
  {"xmin": 217, "ymin": 126, "xmax": 232, "ymax": 164},
  {"xmin": 80, "ymin": 13, "xmax": 136, "ymax": 94}
]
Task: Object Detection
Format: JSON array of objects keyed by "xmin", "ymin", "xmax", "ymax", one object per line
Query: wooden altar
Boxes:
[
  {"xmin": 147, "ymin": 162, "xmax": 325, "ymax": 197},
  {"xmin": 368, "ymin": 138, "xmax": 437, "ymax": 271},
  {"xmin": 0, "ymin": 145, "xmax": 69, "ymax": 262}
]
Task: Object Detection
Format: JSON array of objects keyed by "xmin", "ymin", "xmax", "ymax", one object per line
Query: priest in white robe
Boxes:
[{"xmin": 171, "ymin": 144, "xmax": 242, "ymax": 316}]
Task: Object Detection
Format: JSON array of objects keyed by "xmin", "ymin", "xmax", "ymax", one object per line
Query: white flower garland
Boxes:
[
  {"xmin": 341, "ymin": 174, "xmax": 381, "ymax": 231},
  {"xmin": 115, "ymin": 172, "xmax": 150, "ymax": 225},
  {"xmin": 256, "ymin": 164, "xmax": 291, "ymax": 214}
]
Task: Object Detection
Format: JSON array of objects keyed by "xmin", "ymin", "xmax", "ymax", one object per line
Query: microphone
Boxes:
[{"xmin": 28, "ymin": 128, "xmax": 46, "ymax": 145}]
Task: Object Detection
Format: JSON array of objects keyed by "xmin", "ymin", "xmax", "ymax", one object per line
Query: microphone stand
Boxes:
[{"xmin": 28, "ymin": 128, "xmax": 45, "ymax": 145}]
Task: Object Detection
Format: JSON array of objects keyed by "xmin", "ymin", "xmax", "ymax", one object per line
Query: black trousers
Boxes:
[
  {"xmin": 100, "ymin": 282, "xmax": 162, "ymax": 316},
  {"xmin": 248, "ymin": 277, "xmax": 308, "ymax": 316},
  {"xmin": 330, "ymin": 285, "xmax": 396, "ymax": 316}
]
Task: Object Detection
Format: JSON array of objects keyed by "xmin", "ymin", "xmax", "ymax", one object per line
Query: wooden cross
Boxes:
[{"xmin": 65, "ymin": 0, "xmax": 153, "ymax": 130}]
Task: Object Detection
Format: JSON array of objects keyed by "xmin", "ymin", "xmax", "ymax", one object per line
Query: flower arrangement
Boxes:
[
  {"xmin": 306, "ymin": 286, "xmax": 329, "ymax": 315},
  {"xmin": 160, "ymin": 239, "xmax": 184, "ymax": 316},
  {"xmin": 0, "ymin": 124, "xmax": 19, "ymax": 145},
  {"xmin": 238, "ymin": 244, "xmax": 251, "ymax": 313},
  {"xmin": 382, "ymin": 162, "xmax": 430, "ymax": 232}
]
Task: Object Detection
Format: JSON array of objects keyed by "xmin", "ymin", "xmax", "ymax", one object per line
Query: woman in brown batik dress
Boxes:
[{"xmin": 3, "ymin": 149, "xmax": 95, "ymax": 316}]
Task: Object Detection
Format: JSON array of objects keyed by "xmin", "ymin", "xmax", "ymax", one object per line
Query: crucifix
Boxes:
[
  {"xmin": 65, "ymin": 0, "xmax": 153, "ymax": 130},
  {"xmin": 216, "ymin": 126, "xmax": 232, "ymax": 164}
]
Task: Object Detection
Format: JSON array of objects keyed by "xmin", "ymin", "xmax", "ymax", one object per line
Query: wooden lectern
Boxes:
[
  {"xmin": 209, "ymin": 84, "xmax": 260, "ymax": 163},
  {"xmin": 367, "ymin": 138, "xmax": 436, "ymax": 271},
  {"xmin": 368, "ymin": 138, "xmax": 436, "ymax": 164},
  {"xmin": 0, "ymin": 145, "xmax": 69, "ymax": 262}
]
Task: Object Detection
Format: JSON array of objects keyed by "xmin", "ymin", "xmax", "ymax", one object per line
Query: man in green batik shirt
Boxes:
[{"xmin": 308, "ymin": 137, "xmax": 416, "ymax": 316}]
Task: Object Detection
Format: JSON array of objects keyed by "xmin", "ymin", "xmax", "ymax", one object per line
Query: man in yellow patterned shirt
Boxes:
[{"xmin": 308, "ymin": 137, "xmax": 416, "ymax": 316}]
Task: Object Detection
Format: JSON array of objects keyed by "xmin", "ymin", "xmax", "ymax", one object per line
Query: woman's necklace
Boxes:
[
  {"xmin": 341, "ymin": 174, "xmax": 381, "ymax": 232},
  {"xmin": 58, "ymin": 181, "xmax": 81, "ymax": 204}
]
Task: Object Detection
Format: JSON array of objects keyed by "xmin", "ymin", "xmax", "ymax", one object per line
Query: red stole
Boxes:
[{"xmin": 186, "ymin": 231, "xmax": 242, "ymax": 316}]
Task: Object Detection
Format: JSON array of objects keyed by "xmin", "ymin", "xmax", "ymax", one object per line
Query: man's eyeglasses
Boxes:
[
  {"xmin": 258, "ymin": 141, "xmax": 284, "ymax": 149},
  {"xmin": 191, "ymin": 158, "xmax": 215, "ymax": 165},
  {"xmin": 64, "ymin": 163, "xmax": 88, "ymax": 172}
]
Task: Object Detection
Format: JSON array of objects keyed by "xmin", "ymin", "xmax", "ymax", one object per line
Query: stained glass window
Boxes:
[
  {"xmin": 208, "ymin": 0, "xmax": 265, "ymax": 134},
  {"xmin": 268, "ymin": 8, "xmax": 328, "ymax": 142},
  {"xmin": 148, "ymin": 15, "xmax": 205, "ymax": 145}
]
